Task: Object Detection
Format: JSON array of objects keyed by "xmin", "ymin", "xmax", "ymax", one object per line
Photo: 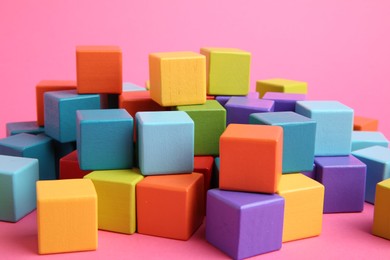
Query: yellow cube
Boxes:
[
  {"xmin": 373, "ymin": 178, "xmax": 390, "ymax": 239},
  {"xmin": 37, "ymin": 179, "xmax": 97, "ymax": 254},
  {"xmin": 256, "ymin": 78, "xmax": 308, "ymax": 98},
  {"xmin": 84, "ymin": 169, "xmax": 144, "ymax": 234},
  {"xmin": 277, "ymin": 173, "xmax": 324, "ymax": 242},
  {"xmin": 200, "ymin": 47, "xmax": 251, "ymax": 95},
  {"xmin": 149, "ymin": 52, "xmax": 206, "ymax": 106}
]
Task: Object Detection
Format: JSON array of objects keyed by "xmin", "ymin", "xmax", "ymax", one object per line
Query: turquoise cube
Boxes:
[
  {"xmin": 0, "ymin": 155, "xmax": 39, "ymax": 222},
  {"xmin": 351, "ymin": 131, "xmax": 389, "ymax": 151},
  {"xmin": 6, "ymin": 121, "xmax": 44, "ymax": 136},
  {"xmin": 295, "ymin": 101, "xmax": 353, "ymax": 156},
  {"xmin": 0, "ymin": 133, "xmax": 56, "ymax": 180},
  {"xmin": 44, "ymin": 90, "xmax": 100, "ymax": 143},
  {"xmin": 250, "ymin": 112, "xmax": 316, "ymax": 173},
  {"xmin": 76, "ymin": 109, "xmax": 134, "ymax": 170},
  {"xmin": 136, "ymin": 111, "xmax": 194, "ymax": 175}
]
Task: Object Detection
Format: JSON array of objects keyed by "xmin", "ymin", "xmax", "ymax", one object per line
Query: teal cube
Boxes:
[
  {"xmin": 76, "ymin": 109, "xmax": 134, "ymax": 170},
  {"xmin": 351, "ymin": 131, "xmax": 389, "ymax": 151},
  {"xmin": 6, "ymin": 121, "xmax": 44, "ymax": 136},
  {"xmin": 175, "ymin": 100, "xmax": 226, "ymax": 156},
  {"xmin": 250, "ymin": 112, "xmax": 316, "ymax": 173},
  {"xmin": 136, "ymin": 111, "xmax": 194, "ymax": 175},
  {"xmin": 0, "ymin": 155, "xmax": 39, "ymax": 222},
  {"xmin": 44, "ymin": 90, "xmax": 100, "ymax": 143},
  {"xmin": 295, "ymin": 101, "xmax": 353, "ymax": 156}
]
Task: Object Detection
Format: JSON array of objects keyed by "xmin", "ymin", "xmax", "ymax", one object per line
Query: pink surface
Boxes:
[{"xmin": 1, "ymin": 0, "xmax": 390, "ymax": 258}]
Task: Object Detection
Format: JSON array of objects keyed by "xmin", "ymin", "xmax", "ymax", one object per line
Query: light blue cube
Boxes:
[
  {"xmin": 123, "ymin": 82, "xmax": 147, "ymax": 92},
  {"xmin": 351, "ymin": 131, "xmax": 389, "ymax": 151},
  {"xmin": 352, "ymin": 146, "xmax": 390, "ymax": 204},
  {"xmin": 0, "ymin": 155, "xmax": 39, "ymax": 222},
  {"xmin": 250, "ymin": 112, "xmax": 316, "ymax": 173},
  {"xmin": 295, "ymin": 101, "xmax": 353, "ymax": 156},
  {"xmin": 136, "ymin": 111, "xmax": 194, "ymax": 175},
  {"xmin": 44, "ymin": 90, "xmax": 100, "ymax": 143},
  {"xmin": 6, "ymin": 121, "xmax": 44, "ymax": 136},
  {"xmin": 76, "ymin": 109, "xmax": 134, "ymax": 170},
  {"xmin": 0, "ymin": 133, "xmax": 56, "ymax": 180}
]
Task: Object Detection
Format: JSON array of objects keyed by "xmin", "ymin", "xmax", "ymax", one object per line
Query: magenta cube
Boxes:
[
  {"xmin": 263, "ymin": 92, "xmax": 306, "ymax": 112},
  {"xmin": 206, "ymin": 189, "xmax": 284, "ymax": 260},
  {"xmin": 315, "ymin": 155, "xmax": 366, "ymax": 213},
  {"xmin": 225, "ymin": 97, "xmax": 274, "ymax": 125}
]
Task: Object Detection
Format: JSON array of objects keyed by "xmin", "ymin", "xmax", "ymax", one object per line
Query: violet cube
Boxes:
[
  {"xmin": 225, "ymin": 97, "xmax": 274, "ymax": 125},
  {"xmin": 315, "ymin": 155, "xmax": 366, "ymax": 213},
  {"xmin": 263, "ymin": 92, "xmax": 306, "ymax": 112},
  {"xmin": 206, "ymin": 189, "xmax": 284, "ymax": 260}
]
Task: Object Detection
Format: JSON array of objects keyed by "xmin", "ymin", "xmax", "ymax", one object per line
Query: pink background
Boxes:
[{"xmin": 1, "ymin": 0, "xmax": 390, "ymax": 258}]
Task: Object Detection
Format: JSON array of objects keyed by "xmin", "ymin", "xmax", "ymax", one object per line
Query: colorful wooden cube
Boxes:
[
  {"xmin": 149, "ymin": 52, "xmax": 206, "ymax": 106},
  {"xmin": 44, "ymin": 90, "xmax": 100, "ymax": 143},
  {"xmin": 256, "ymin": 78, "xmax": 308, "ymax": 98},
  {"xmin": 0, "ymin": 155, "xmax": 38, "ymax": 222},
  {"xmin": 296, "ymin": 101, "xmax": 354, "ymax": 156},
  {"xmin": 0, "ymin": 133, "xmax": 55, "ymax": 180},
  {"xmin": 373, "ymin": 178, "xmax": 390, "ymax": 240},
  {"xmin": 6, "ymin": 121, "xmax": 44, "ymax": 136},
  {"xmin": 84, "ymin": 169, "xmax": 143, "ymax": 234},
  {"xmin": 354, "ymin": 116, "xmax": 378, "ymax": 131},
  {"xmin": 315, "ymin": 155, "xmax": 366, "ymax": 213},
  {"xmin": 36, "ymin": 179, "xmax": 97, "ymax": 254},
  {"xmin": 250, "ymin": 111, "xmax": 316, "ymax": 173},
  {"xmin": 123, "ymin": 82, "xmax": 147, "ymax": 92},
  {"xmin": 76, "ymin": 46, "xmax": 122, "ymax": 94},
  {"xmin": 194, "ymin": 156, "xmax": 214, "ymax": 193},
  {"xmin": 225, "ymin": 97, "xmax": 274, "ymax": 125},
  {"xmin": 262, "ymin": 92, "xmax": 306, "ymax": 112},
  {"xmin": 277, "ymin": 173, "xmax": 324, "ymax": 242},
  {"xmin": 206, "ymin": 189, "xmax": 284, "ymax": 260},
  {"xmin": 351, "ymin": 131, "xmax": 389, "ymax": 151},
  {"xmin": 76, "ymin": 109, "xmax": 134, "ymax": 170},
  {"xmin": 176, "ymin": 100, "xmax": 226, "ymax": 155},
  {"xmin": 352, "ymin": 146, "xmax": 390, "ymax": 204},
  {"xmin": 136, "ymin": 173, "xmax": 204, "ymax": 240},
  {"xmin": 219, "ymin": 124, "xmax": 283, "ymax": 193},
  {"xmin": 59, "ymin": 150, "xmax": 92, "ymax": 179},
  {"xmin": 200, "ymin": 47, "xmax": 251, "ymax": 96},
  {"xmin": 119, "ymin": 91, "xmax": 166, "ymax": 118},
  {"xmin": 136, "ymin": 111, "xmax": 194, "ymax": 175},
  {"xmin": 301, "ymin": 164, "xmax": 316, "ymax": 179}
]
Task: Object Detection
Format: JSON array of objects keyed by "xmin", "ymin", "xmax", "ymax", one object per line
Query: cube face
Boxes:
[
  {"xmin": 76, "ymin": 46, "xmax": 122, "ymax": 94},
  {"xmin": 256, "ymin": 79, "xmax": 308, "ymax": 98},
  {"xmin": 176, "ymin": 100, "xmax": 226, "ymax": 155},
  {"xmin": 315, "ymin": 156, "xmax": 366, "ymax": 213},
  {"xmin": 122, "ymin": 82, "xmax": 147, "ymax": 92},
  {"xmin": 206, "ymin": 189, "xmax": 284, "ymax": 259},
  {"xmin": 37, "ymin": 179, "xmax": 97, "ymax": 254},
  {"xmin": 84, "ymin": 169, "xmax": 144, "ymax": 234},
  {"xmin": 262, "ymin": 92, "xmax": 306, "ymax": 112},
  {"xmin": 136, "ymin": 111, "xmax": 194, "ymax": 175},
  {"xmin": 149, "ymin": 52, "xmax": 206, "ymax": 106},
  {"xmin": 136, "ymin": 173, "xmax": 204, "ymax": 240},
  {"xmin": 119, "ymin": 91, "xmax": 166, "ymax": 118},
  {"xmin": 76, "ymin": 109, "xmax": 134, "ymax": 170},
  {"xmin": 354, "ymin": 116, "xmax": 378, "ymax": 131},
  {"xmin": 225, "ymin": 97, "xmax": 274, "ymax": 125},
  {"xmin": 373, "ymin": 179, "xmax": 390, "ymax": 239},
  {"xmin": 351, "ymin": 131, "xmax": 389, "ymax": 151},
  {"xmin": 296, "ymin": 101, "xmax": 353, "ymax": 156},
  {"xmin": 59, "ymin": 150, "xmax": 92, "ymax": 179},
  {"xmin": 220, "ymin": 124, "xmax": 283, "ymax": 193},
  {"xmin": 201, "ymin": 48, "xmax": 251, "ymax": 95},
  {"xmin": 250, "ymin": 112, "xmax": 316, "ymax": 173},
  {"xmin": 6, "ymin": 121, "xmax": 44, "ymax": 136}
]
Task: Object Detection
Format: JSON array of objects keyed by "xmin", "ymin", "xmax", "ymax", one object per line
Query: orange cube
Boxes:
[
  {"xmin": 119, "ymin": 91, "xmax": 167, "ymax": 118},
  {"xmin": 35, "ymin": 80, "xmax": 77, "ymax": 126},
  {"xmin": 354, "ymin": 116, "xmax": 379, "ymax": 131},
  {"xmin": 219, "ymin": 124, "xmax": 283, "ymax": 193},
  {"xmin": 76, "ymin": 46, "xmax": 122, "ymax": 94},
  {"xmin": 136, "ymin": 173, "xmax": 204, "ymax": 240}
]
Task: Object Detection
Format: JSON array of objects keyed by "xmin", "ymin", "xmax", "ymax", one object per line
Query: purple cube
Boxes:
[
  {"xmin": 206, "ymin": 189, "xmax": 284, "ymax": 260},
  {"xmin": 215, "ymin": 96, "xmax": 231, "ymax": 107},
  {"xmin": 301, "ymin": 164, "xmax": 316, "ymax": 179},
  {"xmin": 263, "ymin": 92, "xmax": 306, "ymax": 112},
  {"xmin": 225, "ymin": 97, "xmax": 274, "ymax": 125},
  {"xmin": 315, "ymin": 155, "xmax": 366, "ymax": 213}
]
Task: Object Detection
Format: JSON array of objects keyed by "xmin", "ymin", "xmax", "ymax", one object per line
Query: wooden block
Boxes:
[
  {"xmin": 225, "ymin": 97, "xmax": 274, "ymax": 125},
  {"xmin": 250, "ymin": 112, "xmax": 316, "ymax": 173},
  {"xmin": 52, "ymin": 139, "xmax": 76, "ymax": 178},
  {"xmin": 119, "ymin": 91, "xmax": 167, "ymax": 118},
  {"xmin": 136, "ymin": 111, "xmax": 194, "ymax": 175},
  {"xmin": 351, "ymin": 131, "xmax": 389, "ymax": 151},
  {"xmin": 84, "ymin": 169, "xmax": 143, "ymax": 234},
  {"xmin": 149, "ymin": 52, "xmax": 206, "ymax": 106},
  {"xmin": 277, "ymin": 173, "xmax": 324, "ymax": 242},
  {"xmin": 136, "ymin": 173, "xmax": 204, "ymax": 240},
  {"xmin": 194, "ymin": 156, "xmax": 214, "ymax": 193},
  {"xmin": 76, "ymin": 46, "xmax": 122, "ymax": 94},
  {"xmin": 59, "ymin": 150, "xmax": 92, "ymax": 179},
  {"xmin": 37, "ymin": 179, "xmax": 97, "ymax": 254},
  {"xmin": 219, "ymin": 124, "xmax": 283, "ymax": 193},
  {"xmin": 6, "ymin": 121, "xmax": 44, "ymax": 136},
  {"xmin": 200, "ymin": 47, "xmax": 251, "ymax": 95},
  {"xmin": 206, "ymin": 189, "xmax": 284, "ymax": 259},
  {"xmin": 44, "ymin": 90, "xmax": 100, "ymax": 143},
  {"xmin": 0, "ymin": 155, "xmax": 39, "ymax": 222},
  {"xmin": 175, "ymin": 100, "xmax": 226, "ymax": 155},
  {"xmin": 352, "ymin": 146, "xmax": 390, "ymax": 204},
  {"xmin": 0, "ymin": 133, "xmax": 56, "ymax": 180},
  {"xmin": 262, "ymin": 92, "xmax": 306, "ymax": 112},
  {"xmin": 354, "ymin": 116, "xmax": 379, "ymax": 131},
  {"xmin": 35, "ymin": 80, "xmax": 77, "ymax": 126},
  {"xmin": 296, "ymin": 101, "xmax": 354, "ymax": 156},
  {"xmin": 122, "ymin": 82, "xmax": 147, "ymax": 92},
  {"xmin": 373, "ymin": 178, "xmax": 390, "ymax": 240},
  {"xmin": 76, "ymin": 109, "xmax": 134, "ymax": 170},
  {"xmin": 256, "ymin": 78, "xmax": 308, "ymax": 98}
]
